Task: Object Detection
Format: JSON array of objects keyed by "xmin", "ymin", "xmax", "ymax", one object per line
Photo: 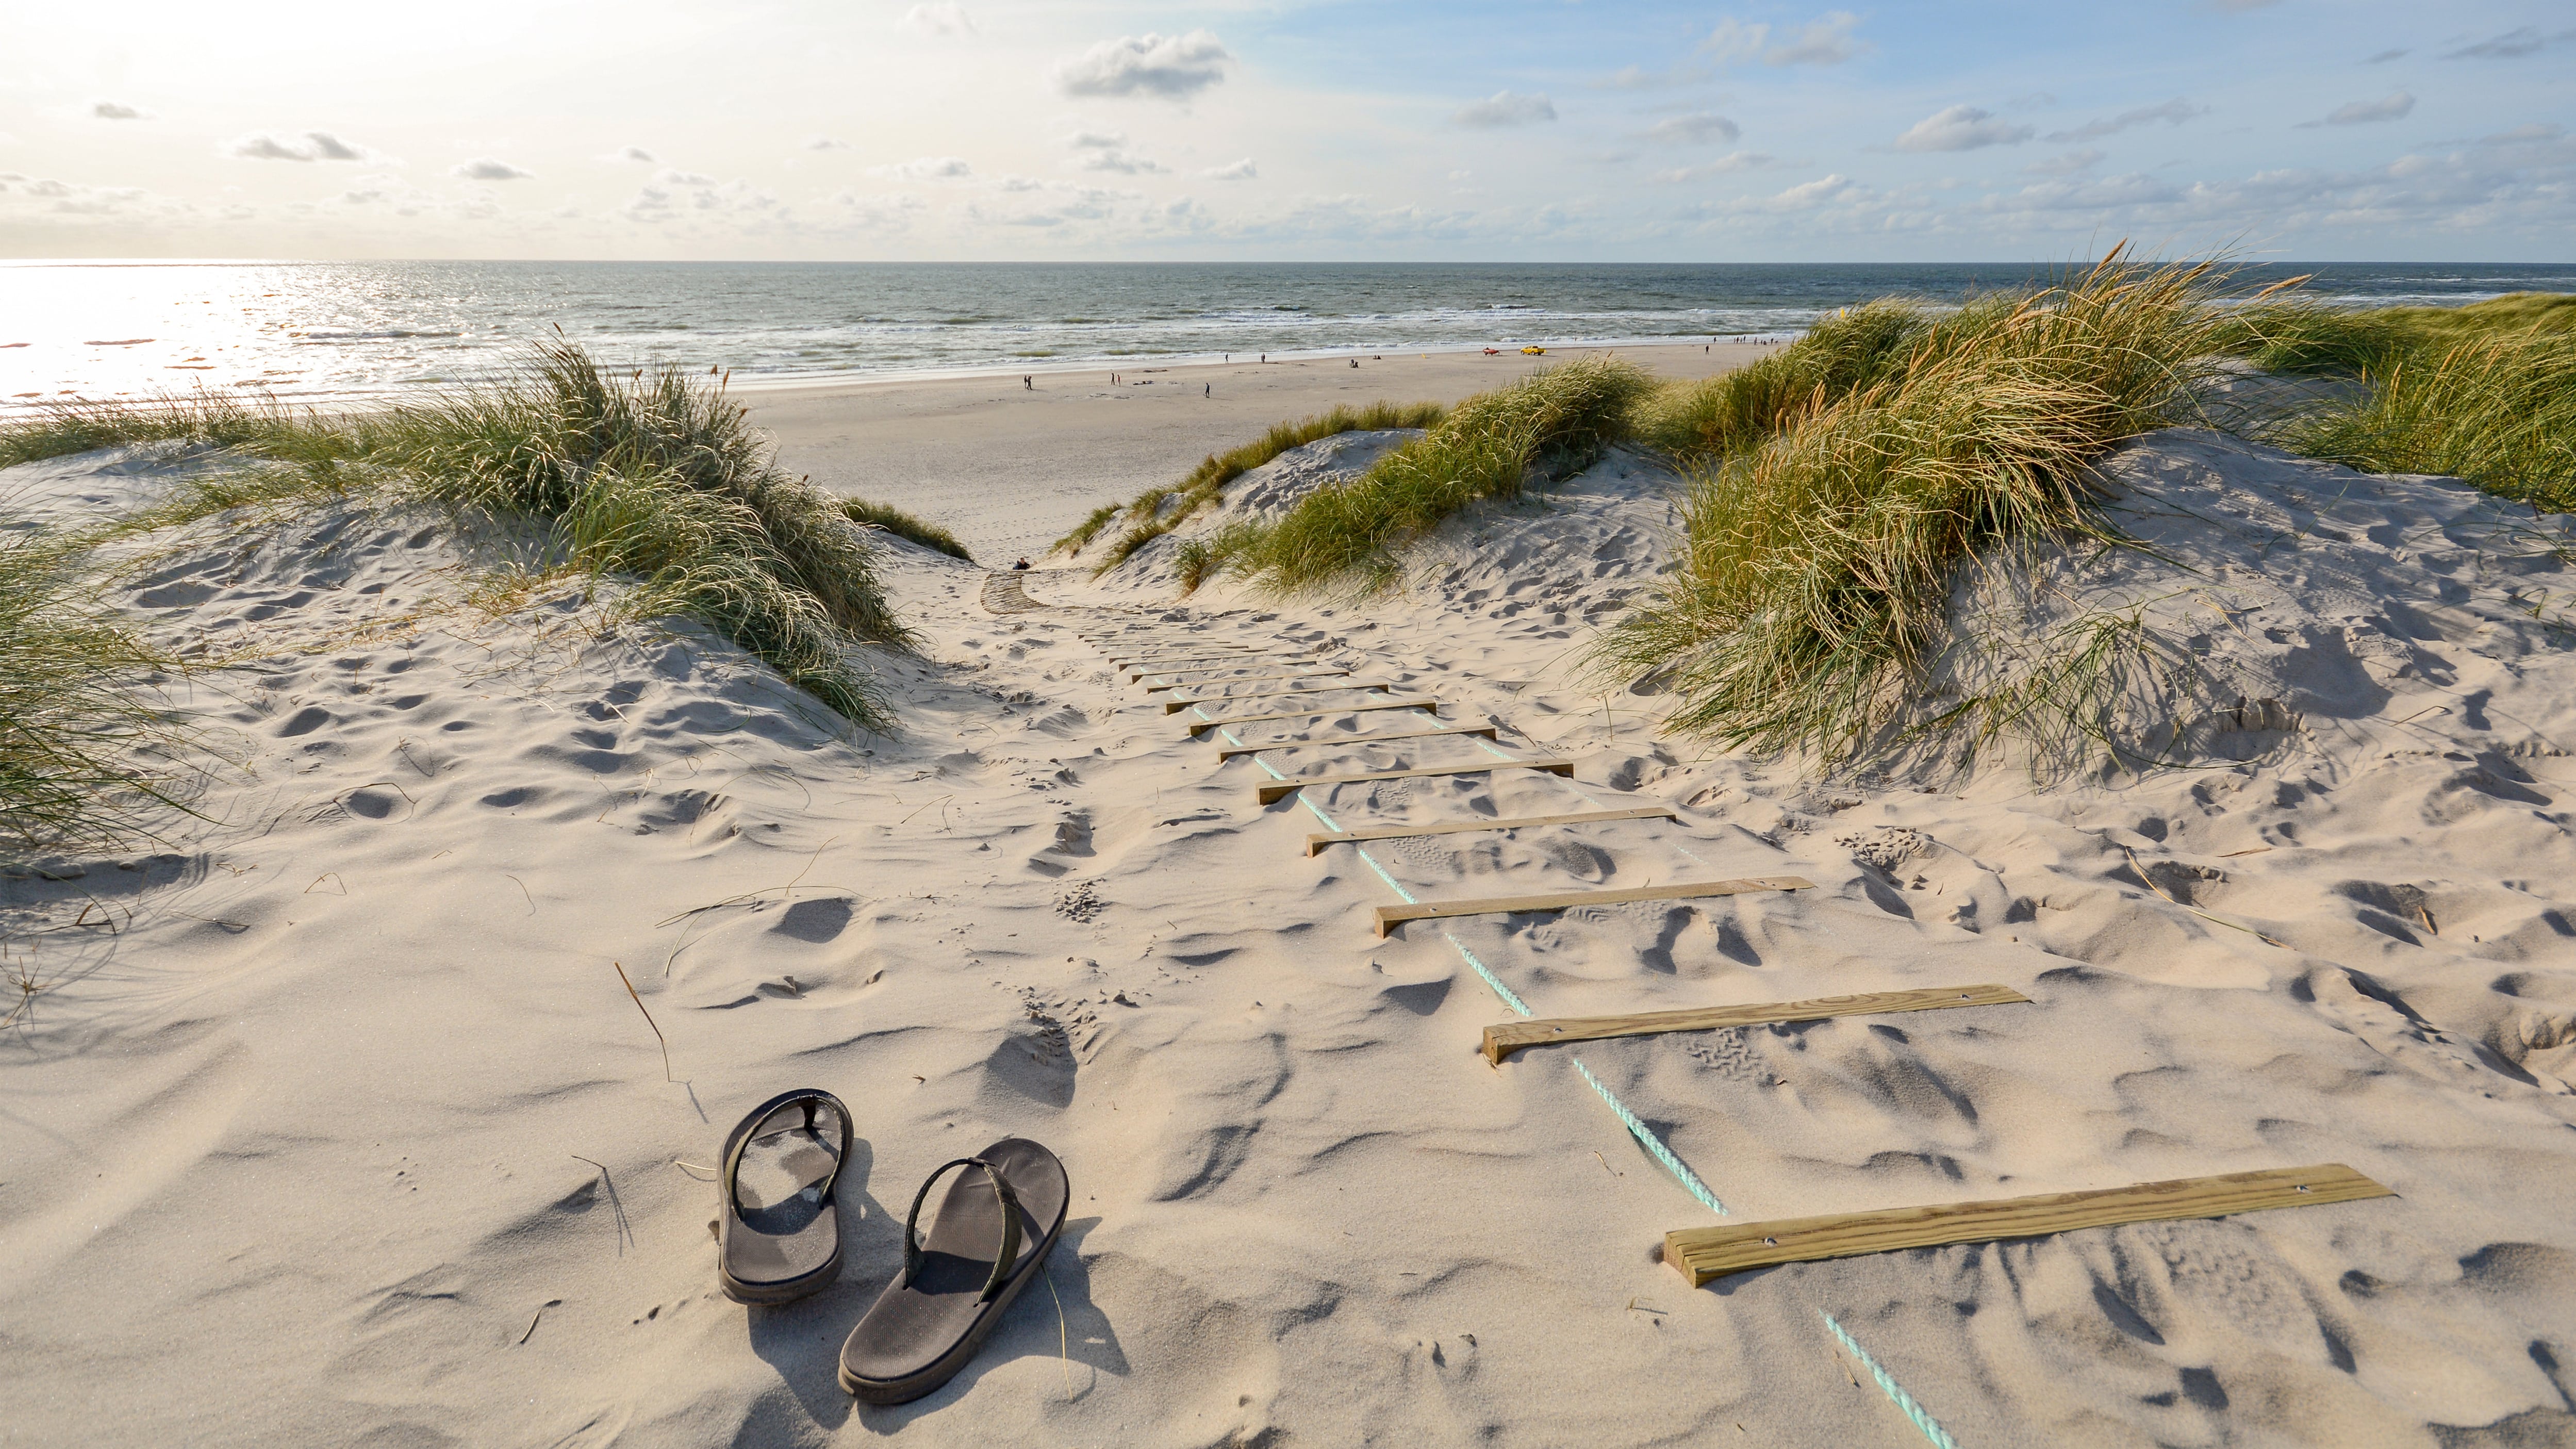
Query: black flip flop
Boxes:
[
  {"xmin": 838, "ymin": 1138, "xmax": 1069, "ymax": 1404},
  {"xmin": 717, "ymin": 1088, "xmax": 853, "ymax": 1306}
]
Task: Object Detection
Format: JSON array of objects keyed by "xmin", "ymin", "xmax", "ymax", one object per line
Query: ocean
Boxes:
[{"xmin": 6, "ymin": 259, "xmax": 2571, "ymax": 411}]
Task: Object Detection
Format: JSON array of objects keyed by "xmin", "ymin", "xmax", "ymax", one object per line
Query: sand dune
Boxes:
[{"xmin": 5, "ymin": 422, "xmax": 2575, "ymax": 1445}]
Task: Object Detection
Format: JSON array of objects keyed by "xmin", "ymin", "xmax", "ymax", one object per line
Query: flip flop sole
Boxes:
[
  {"xmin": 720, "ymin": 1238, "xmax": 846, "ymax": 1306},
  {"xmin": 837, "ymin": 1211, "xmax": 1062, "ymax": 1403}
]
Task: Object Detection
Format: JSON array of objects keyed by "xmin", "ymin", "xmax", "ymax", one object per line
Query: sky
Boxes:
[{"xmin": 3, "ymin": 1, "xmax": 2572, "ymax": 261}]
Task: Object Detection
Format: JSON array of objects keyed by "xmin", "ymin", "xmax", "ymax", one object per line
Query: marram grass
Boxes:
[
  {"xmin": 839, "ymin": 497, "xmax": 973, "ymax": 562},
  {"xmin": 0, "ymin": 342, "xmax": 913, "ymax": 730},
  {"xmin": 2281, "ymin": 327, "xmax": 2576, "ymax": 512},
  {"xmin": 0, "ymin": 530, "xmax": 196, "ymax": 851},
  {"xmin": 1593, "ymin": 253, "xmax": 2235, "ymax": 765},
  {"xmin": 1057, "ymin": 400, "xmax": 1446, "ymax": 568},
  {"xmin": 1224, "ymin": 356, "xmax": 1656, "ymax": 595}
]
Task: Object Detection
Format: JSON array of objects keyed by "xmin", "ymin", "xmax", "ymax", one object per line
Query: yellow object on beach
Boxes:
[{"xmin": 1520, "ymin": 345, "xmax": 1546, "ymax": 355}]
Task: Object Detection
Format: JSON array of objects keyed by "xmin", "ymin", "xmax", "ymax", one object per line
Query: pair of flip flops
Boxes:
[{"xmin": 715, "ymin": 1088, "xmax": 1069, "ymax": 1405}]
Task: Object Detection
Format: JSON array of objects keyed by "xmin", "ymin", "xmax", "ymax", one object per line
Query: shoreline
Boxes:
[{"xmin": 751, "ymin": 339, "xmax": 1782, "ymax": 563}]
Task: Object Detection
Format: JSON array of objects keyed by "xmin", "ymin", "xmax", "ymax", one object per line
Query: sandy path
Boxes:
[{"xmin": 750, "ymin": 341, "xmax": 1777, "ymax": 564}]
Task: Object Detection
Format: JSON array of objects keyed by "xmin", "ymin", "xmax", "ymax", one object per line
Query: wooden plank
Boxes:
[
  {"xmin": 1305, "ymin": 804, "xmax": 1675, "ymax": 855},
  {"xmin": 1112, "ymin": 650, "xmax": 1267, "ymax": 669},
  {"xmin": 1129, "ymin": 657, "xmax": 1318, "ymax": 681},
  {"xmin": 1145, "ymin": 669, "xmax": 1346, "ymax": 693},
  {"xmin": 1184, "ymin": 698, "xmax": 1440, "ymax": 737},
  {"xmin": 1166, "ymin": 682, "xmax": 1393, "ymax": 715},
  {"xmin": 1260, "ymin": 758, "xmax": 1572, "ymax": 805},
  {"xmin": 1375, "ymin": 875, "xmax": 1812, "ymax": 938},
  {"xmin": 1663, "ymin": 1164, "xmax": 2395, "ymax": 1288},
  {"xmin": 1482, "ymin": 983, "xmax": 2032, "ymax": 1065},
  {"xmin": 1224, "ymin": 724, "xmax": 1500, "ymax": 763}
]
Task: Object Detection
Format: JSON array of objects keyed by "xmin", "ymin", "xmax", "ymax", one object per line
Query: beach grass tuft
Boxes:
[
  {"xmin": 1224, "ymin": 357, "xmax": 1655, "ymax": 594},
  {"xmin": 838, "ymin": 497, "xmax": 973, "ymax": 562},
  {"xmin": 1063, "ymin": 400, "xmax": 1446, "ymax": 570},
  {"xmin": 0, "ymin": 530, "xmax": 195, "ymax": 850},
  {"xmin": 2278, "ymin": 327, "xmax": 2576, "ymax": 511},
  {"xmin": 1593, "ymin": 252, "xmax": 2233, "ymax": 764},
  {"xmin": 0, "ymin": 343, "xmax": 912, "ymax": 729}
]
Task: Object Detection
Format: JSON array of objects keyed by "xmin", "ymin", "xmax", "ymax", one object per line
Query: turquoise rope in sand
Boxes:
[
  {"xmin": 1213, "ymin": 710, "xmax": 1722, "ymax": 1214},
  {"xmin": 1202, "ymin": 689, "xmax": 1956, "ymax": 1441},
  {"xmin": 1825, "ymin": 1312, "xmax": 1961, "ymax": 1448}
]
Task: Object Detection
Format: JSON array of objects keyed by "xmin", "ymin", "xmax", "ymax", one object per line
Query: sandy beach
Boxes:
[
  {"xmin": 753, "ymin": 341, "xmax": 1775, "ymax": 563},
  {"xmin": 7, "ymin": 368, "xmax": 2576, "ymax": 1444}
]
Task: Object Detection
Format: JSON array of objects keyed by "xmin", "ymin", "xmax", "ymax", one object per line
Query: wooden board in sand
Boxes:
[
  {"xmin": 1131, "ymin": 658, "xmax": 1323, "ymax": 682},
  {"xmin": 1663, "ymin": 1163, "xmax": 2395, "ymax": 1287},
  {"xmin": 1482, "ymin": 983, "xmax": 2031, "ymax": 1064},
  {"xmin": 1304, "ymin": 804, "xmax": 1674, "ymax": 855},
  {"xmin": 1184, "ymin": 698, "xmax": 1440, "ymax": 737},
  {"xmin": 1166, "ymin": 682, "xmax": 1394, "ymax": 714},
  {"xmin": 1146, "ymin": 669, "xmax": 1348, "ymax": 693},
  {"xmin": 1257, "ymin": 758, "xmax": 1572, "ymax": 804},
  {"xmin": 1375, "ymin": 875, "xmax": 1812, "ymax": 937},
  {"xmin": 1220, "ymin": 724, "xmax": 1500, "ymax": 762}
]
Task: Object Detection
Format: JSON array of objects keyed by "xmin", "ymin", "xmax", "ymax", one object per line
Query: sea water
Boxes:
[{"xmin": 5, "ymin": 259, "xmax": 2570, "ymax": 410}]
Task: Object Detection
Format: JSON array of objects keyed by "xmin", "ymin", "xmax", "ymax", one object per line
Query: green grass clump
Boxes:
[
  {"xmin": 1226, "ymin": 357, "xmax": 1655, "ymax": 594},
  {"xmin": 1636, "ymin": 300, "xmax": 1940, "ymax": 464},
  {"xmin": 2215, "ymin": 290, "xmax": 2576, "ymax": 376},
  {"xmin": 0, "ymin": 342, "xmax": 913, "ymax": 728},
  {"xmin": 2281, "ymin": 328, "xmax": 2576, "ymax": 511},
  {"xmin": 1593, "ymin": 254, "xmax": 2232, "ymax": 763},
  {"xmin": 0, "ymin": 530, "xmax": 191, "ymax": 850},
  {"xmin": 1053, "ymin": 503, "xmax": 1121, "ymax": 556},
  {"xmin": 1061, "ymin": 400, "xmax": 1447, "ymax": 570},
  {"xmin": 839, "ymin": 497, "xmax": 972, "ymax": 562}
]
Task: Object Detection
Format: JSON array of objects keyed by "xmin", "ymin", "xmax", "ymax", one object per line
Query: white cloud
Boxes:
[
  {"xmin": 1079, "ymin": 149, "xmax": 1166, "ymax": 174},
  {"xmin": 1642, "ymin": 112, "xmax": 1740, "ymax": 145},
  {"xmin": 2366, "ymin": 48, "xmax": 2407, "ymax": 63},
  {"xmin": 606, "ymin": 145, "xmax": 657, "ymax": 163},
  {"xmin": 1067, "ymin": 131, "xmax": 1127, "ymax": 150},
  {"xmin": 900, "ymin": 2, "xmax": 974, "ymax": 36},
  {"xmin": 873, "ymin": 155, "xmax": 972, "ymax": 180},
  {"xmin": 2023, "ymin": 148, "xmax": 2106, "ymax": 176},
  {"xmin": 1895, "ymin": 105, "xmax": 2035, "ymax": 153},
  {"xmin": 2307, "ymin": 92, "xmax": 2414, "ymax": 126},
  {"xmin": 1707, "ymin": 12, "xmax": 1865, "ymax": 66},
  {"xmin": 453, "ymin": 157, "xmax": 534, "ymax": 180},
  {"xmin": 1054, "ymin": 31, "xmax": 1231, "ymax": 101},
  {"xmin": 227, "ymin": 131, "xmax": 377, "ymax": 163},
  {"xmin": 656, "ymin": 168, "xmax": 716, "ymax": 186},
  {"xmin": 804, "ymin": 137, "xmax": 851, "ymax": 152},
  {"xmin": 1649, "ymin": 152, "xmax": 1774, "ymax": 183},
  {"xmin": 1766, "ymin": 11, "xmax": 1864, "ymax": 65},
  {"xmin": 2045, "ymin": 97, "xmax": 2208, "ymax": 143},
  {"xmin": 1202, "ymin": 158, "xmax": 1258, "ymax": 181},
  {"xmin": 2445, "ymin": 26, "xmax": 2574, "ymax": 60},
  {"xmin": 1454, "ymin": 91, "xmax": 1557, "ymax": 128},
  {"xmin": 93, "ymin": 101, "xmax": 145, "ymax": 121},
  {"xmin": 1769, "ymin": 173, "xmax": 1853, "ymax": 208}
]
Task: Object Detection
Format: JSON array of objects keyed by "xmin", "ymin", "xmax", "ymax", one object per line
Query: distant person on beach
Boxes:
[
  {"xmin": 1012, "ymin": 557, "xmax": 1031, "ymax": 571},
  {"xmin": 1023, "ymin": 375, "xmax": 1032, "ymax": 390},
  {"xmin": 1203, "ymin": 383, "xmax": 1210, "ymax": 397}
]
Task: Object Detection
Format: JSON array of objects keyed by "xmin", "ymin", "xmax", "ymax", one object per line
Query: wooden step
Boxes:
[
  {"xmin": 1184, "ymin": 699, "xmax": 1440, "ymax": 737},
  {"xmin": 1375, "ymin": 875, "xmax": 1812, "ymax": 938},
  {"xmin": 1146, "ymin": 669, "xmax": 1346, "ymax": 693},
  {"xmin": 1129, "ymin": 657, "xmax": 1319, "ymax": 682},
  {"xmin": 1663, "ymin": 1164, "xmax": 2395, "ymax": 1288},
  {"xmin": 1166, "ymin": 682, "xmax": 1393, "ymax": 714},
  {"xmin": 1304, "ymin": 804, "xmax": 1673, "ymax": 856},
  {"xmin": 1222, "ymin": 723, "xmax": 1500, "ymax": 764},
  {"xmin": 1259, "ymin": 758, "xmax": 1572, "ymax": 805},
  {"xmin": 1482, "ymin": 983, "xmax": 2031, "ymax": 1064}
]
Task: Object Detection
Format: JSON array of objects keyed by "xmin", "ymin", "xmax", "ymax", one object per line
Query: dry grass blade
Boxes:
[{"xmin": 613, "ymin": 959, "xmax": 676, "ymax": 1082}]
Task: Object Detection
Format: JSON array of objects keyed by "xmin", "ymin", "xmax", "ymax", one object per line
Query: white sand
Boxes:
[{"xmin": 5, "ymin": 419, "xmax": 2575, "ymax": 1446}]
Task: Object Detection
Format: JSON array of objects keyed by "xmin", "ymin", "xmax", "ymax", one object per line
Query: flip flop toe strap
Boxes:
[
  {"xmin": 902, "ymin": 1157, "xmax": 1024, "ymax": 1303},
  {"xmin": 723, "ymin": 1089, "xmax": 854, "ymax": 1216}
]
